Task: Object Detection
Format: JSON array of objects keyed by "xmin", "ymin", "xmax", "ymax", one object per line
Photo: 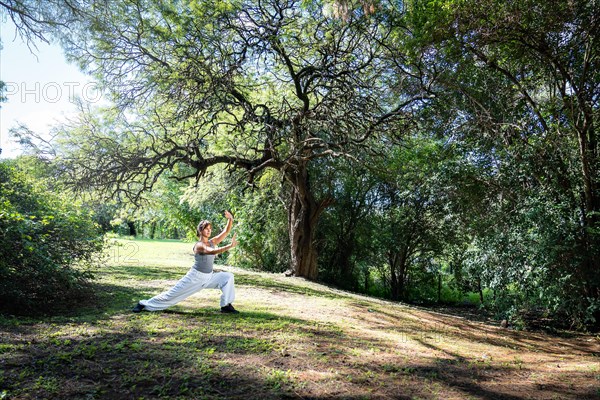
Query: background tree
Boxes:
[
  {"xmin": 317, "ymin": 156, "xmax": 380, "ymax": 291},
  {"xmin": 52, "ymin": 0, "xmax": 426, "ymax": 279},
  {"xmin": 370, "ymin": 136, "xmax": 459, "ymax": 302},
  {"xmin": 401, "ymin": 0, "xmax": 600, "ymax": 327}
]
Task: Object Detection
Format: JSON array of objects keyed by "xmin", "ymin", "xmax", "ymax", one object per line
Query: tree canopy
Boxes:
[
  {"xmin": 48, "ymin": 0, "xmax": 429, "ymax": 279},
  {"xmin": 9, "ymin": 0, "xmax": 600, "ymax": 329}
]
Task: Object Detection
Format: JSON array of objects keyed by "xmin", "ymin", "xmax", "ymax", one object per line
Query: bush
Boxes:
[{"xmin": 0, "ymin": 161, "xmax": 103, "ymax": 315}]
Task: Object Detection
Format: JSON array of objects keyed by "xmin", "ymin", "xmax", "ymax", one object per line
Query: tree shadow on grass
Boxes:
[
  {"xmin": 293, "ymin": 322, "xmax": 600, "ymax": 400},
  {"xmin": 405, "ymin": 336, "xmax": 600, "ymax": 400},
  {"xmin": 3, "ymin": 298, "xmax": 596, "ymax": 400},
  {"xmin": 0, "ymin": 267, "xmax": 177, "ymax": 326},
  {"xmin": 352, "ymin": 300, "xmax": 600, "ymax": 358},
  {"xmin": 0, "ymin": 308, "xmax": 311, "ymax": 399},
  {"xmin": 412, "ymin": 311, "xmax": 600, "ymax": 357}
]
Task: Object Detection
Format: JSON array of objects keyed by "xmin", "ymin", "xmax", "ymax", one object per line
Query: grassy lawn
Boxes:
[{"xmin": 1, "ymin": 238, "xmax": 599, "ymax": 399}]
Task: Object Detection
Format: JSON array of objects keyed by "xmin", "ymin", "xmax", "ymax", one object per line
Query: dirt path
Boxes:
[{"xmin": 226, "ymin": 267, "xmax": 600, "ymax": 399}]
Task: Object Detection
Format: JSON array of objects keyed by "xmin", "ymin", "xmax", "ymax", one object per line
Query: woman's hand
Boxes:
[
  {"xmin": 230, "ymin": 232, "xmax": 237, "ymax": 248},
  {"xmin": 212, "ymin": 211, "xmax": 234, "ymax": 245}
]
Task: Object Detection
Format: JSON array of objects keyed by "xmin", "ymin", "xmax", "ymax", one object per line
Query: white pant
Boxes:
[{"xmin": 140, "ymin": 269, "xmax": 236, "ymax": 311}]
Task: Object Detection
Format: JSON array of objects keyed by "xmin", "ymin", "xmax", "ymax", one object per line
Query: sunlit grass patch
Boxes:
[
  {"xmin": 105, "ymin": 238, "xmax": 193, "ymax": 267},
  {"xmin": 235, "ymin": 274, "xmax": 351, "ymax": 300},
  {"xmin": 98, "ymin": 264, "xmax": 187, "ymax": 281}
]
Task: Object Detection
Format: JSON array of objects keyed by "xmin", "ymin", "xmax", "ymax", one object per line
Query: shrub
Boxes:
[{"xmin": 0, "ymin": 161, "xmax": 103, "ymax": 315}]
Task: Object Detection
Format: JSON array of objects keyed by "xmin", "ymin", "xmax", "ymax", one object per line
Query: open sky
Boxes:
[{"xmin": 0, "ymin": 17, "xmax": 96, "ymax": 158}]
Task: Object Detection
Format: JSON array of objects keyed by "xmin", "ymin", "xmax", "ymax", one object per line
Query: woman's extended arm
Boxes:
[
  {"xmin": 212, "ymin": 210, "xmax": 234, "ymax": 245},
  {"xmin": 195, "ymin": 233, "xmax": 237, "ymax": 255}
]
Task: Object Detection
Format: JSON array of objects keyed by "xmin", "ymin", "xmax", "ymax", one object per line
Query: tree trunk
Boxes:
[
  {"xmin": 389, "ymin": 254, "xmax": 400, "ymax": 301},
  {"xmin": 150, "ymin": 221, "xmax": 156, "ymax": 239},
  {"xmin": 286, "ymin": 165, "xmax": 330, "ymax": 280},
  {"xmin": 576, "ymin": 118, "xmax": 600, "ymax": 326},
  {"xmin": 127, "ymin": 221, "xmax": 137, "ymax": 237},
  {"xmin": 336, "ymin": 232, "xmax": 355, "ymax": 285},
  {"xmin": 388, "ymin": 249, "xmax": 408, "ymax": 301}
]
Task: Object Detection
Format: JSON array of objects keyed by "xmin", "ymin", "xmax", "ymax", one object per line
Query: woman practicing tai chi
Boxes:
[{"xmin": 132, "ymin": 211, "xmax": 239, "ymax": 314}]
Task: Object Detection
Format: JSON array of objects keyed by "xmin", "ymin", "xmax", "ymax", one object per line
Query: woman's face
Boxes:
[{"xmin": 201, "ymin": 224, "xmax": 212, "ymax": 238}]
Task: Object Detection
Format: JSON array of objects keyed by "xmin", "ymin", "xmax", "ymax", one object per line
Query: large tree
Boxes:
[
  {"xmin": 53, "ymin": 0, "xmax": 426, "ymax": 279},
  {"xmin": 402, "ymin": 0, "xmax": 600, "ymax": 325}
]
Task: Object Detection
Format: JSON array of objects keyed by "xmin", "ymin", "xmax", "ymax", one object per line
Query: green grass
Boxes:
[
  {"xmin": 1, "ymin": 238, "xmax": 599, "ymax": 400},
  {"xmin": 0, "ymin": 239, "xmax": 342, "ymax": 399},
  {"xmin": 0, "ymin": 304, "xmax": 321, "ymax": 399}
]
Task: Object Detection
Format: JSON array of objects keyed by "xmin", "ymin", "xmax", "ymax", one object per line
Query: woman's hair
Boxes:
[{"xmin": 196, "ymin": 220, "xmax": 212, "ymax": 237}]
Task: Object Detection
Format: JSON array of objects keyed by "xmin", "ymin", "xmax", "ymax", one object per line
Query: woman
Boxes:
[{"xmin": 132, "ymin": 210, "xmax": 239, "ymax": 314}]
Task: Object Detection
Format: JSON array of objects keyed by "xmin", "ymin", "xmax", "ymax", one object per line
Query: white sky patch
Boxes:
[{"xmin": 0, "ymin": 18, "xmax": 101, "ymax": 158}]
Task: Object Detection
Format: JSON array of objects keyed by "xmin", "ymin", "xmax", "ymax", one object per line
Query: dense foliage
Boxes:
[
  {"xmin": 0, "ymin": 159, "xmax": 103, "ymax": 315},
  {"xmin": 400, "ymin": 0, "xmax": 600, "ymax": 328},
  {"xmin": 6, "ymin": 0, "xmax": 600, "ymax": 329}
]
